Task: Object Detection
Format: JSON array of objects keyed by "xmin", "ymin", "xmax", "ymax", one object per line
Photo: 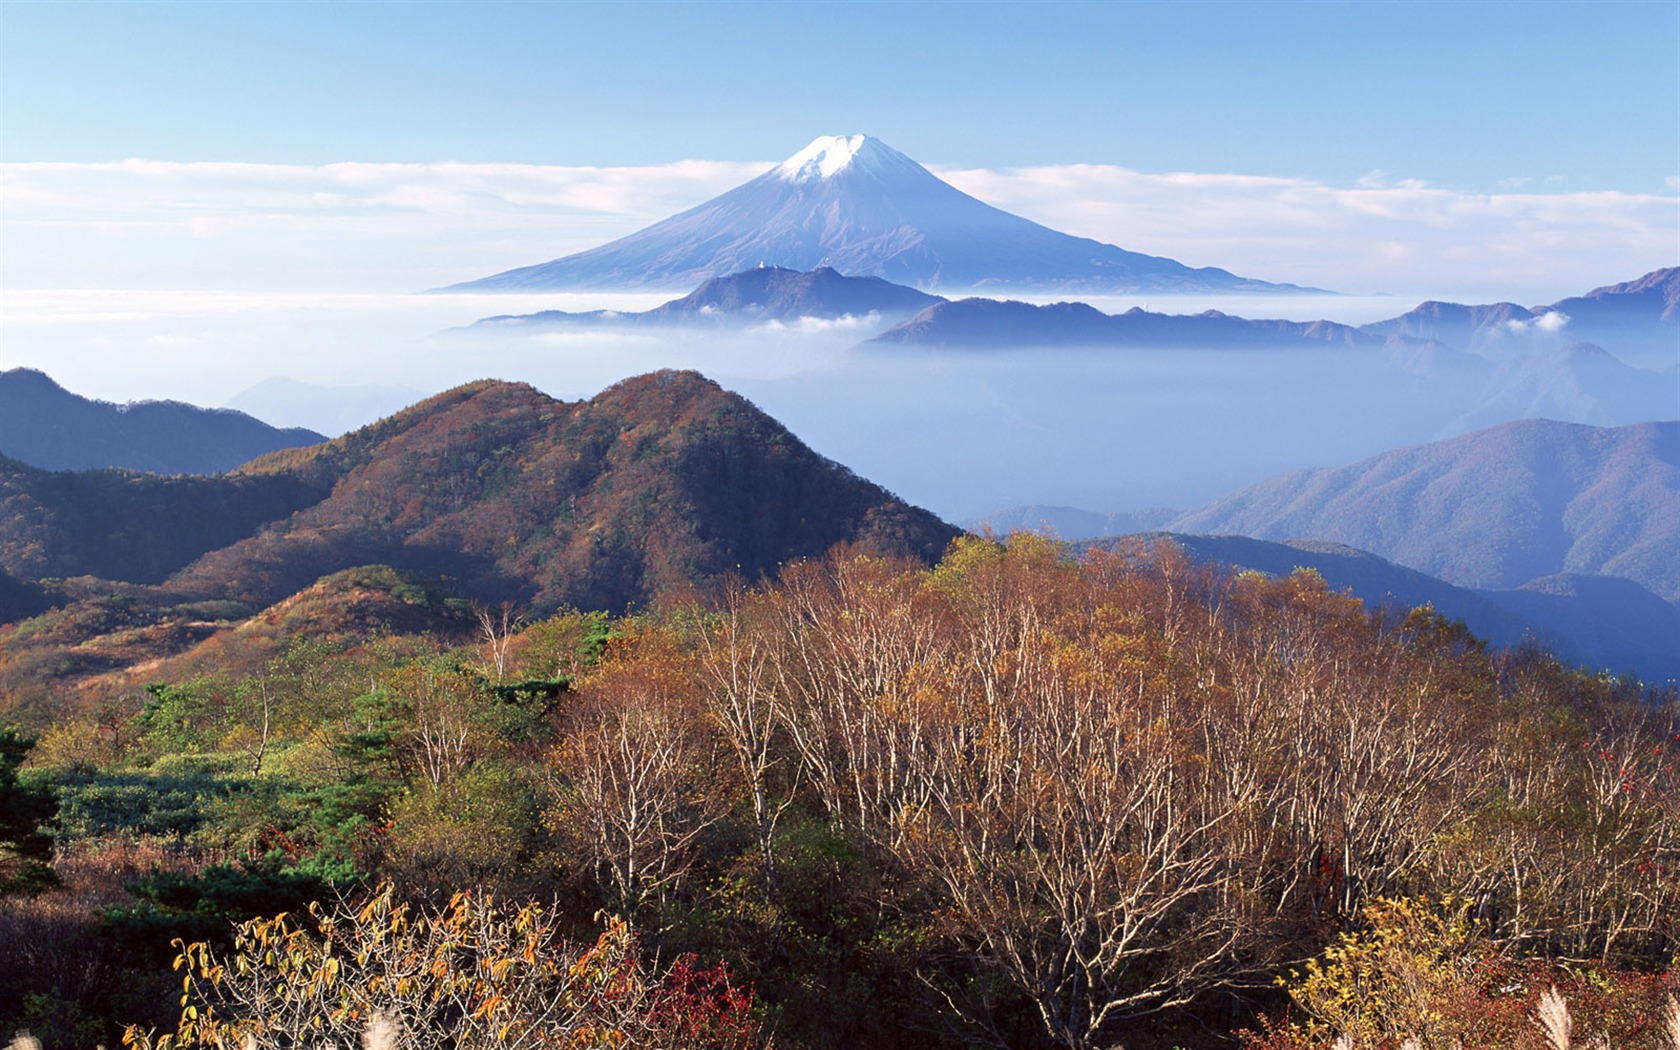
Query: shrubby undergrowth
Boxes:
[{"xmin": 0, "ymin": 536, "xmax": 1674, "ymax": 1049}]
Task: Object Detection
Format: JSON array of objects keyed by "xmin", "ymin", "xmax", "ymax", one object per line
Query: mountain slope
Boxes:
[
  {"xmin": 168, "ymin": 371, "xmax": 959, "ymax": 613},
  {"xmin": 1482, "ymin": 573, "xmax": 1680, "ymax": 682},
  {"xmin": 0, "ymin": 368, "xmax": 325, "ymax": 474},
  {"xmin": 473, "ymin": 266, "xmax": 942, "ymax": 330},
  {"xmin": 1099, "ymin": 532, "xmax": 1543, "ymax": 645},
  {"xmin": 1167, "ymin": 419, "xmax": 1680, "ymax": 600},
  {"xmin": 444, "ymin": 135, "xmax": 1309, "ymax": 295},
  {"xmin": 1551, "ymin": 266, "xmax": 1680, "ymax": 325}
]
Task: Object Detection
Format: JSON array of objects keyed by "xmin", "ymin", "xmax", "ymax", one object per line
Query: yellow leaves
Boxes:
[
  {"xmin": 1284, "ymin": 895, "xmax": 1487, "ymax": 1048},
  {"xmin": 140, "ymin": 882, "xmax": 692, "ymax": 1048}
]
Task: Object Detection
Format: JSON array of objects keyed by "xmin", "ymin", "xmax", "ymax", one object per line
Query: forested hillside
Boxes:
[
  {"xmin": 0, "ymin": 453, "xmax": 330, "ymax": 584},
  {"xmin": 178, "ymin": 370, "xmax": 957, "ymax": 613}
]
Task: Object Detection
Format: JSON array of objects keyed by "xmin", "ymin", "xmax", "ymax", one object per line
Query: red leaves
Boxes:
[{"xmin": 646, "ymin": 953, "xmax": 761, "ymax": 1050}]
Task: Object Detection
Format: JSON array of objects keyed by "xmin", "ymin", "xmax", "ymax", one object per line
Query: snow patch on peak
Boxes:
[{"xmin": 778, "ymin": 134, "xmax": 872, "ymax": 182}]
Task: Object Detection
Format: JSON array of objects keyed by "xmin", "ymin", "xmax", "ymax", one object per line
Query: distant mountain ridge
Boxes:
[
  {"xmin": 0, "ymin": 368, "xmax": 325, "ymax": 474},
  {"xmin": 862, "ymin": 267, "xmax": 1677, "ymax": 357},
  {"xmin": 444, "ymin": 134, "xmax": 1312, "ymax": 295},
  {"xmin": 868, "ymin": 299, "xmax": 1401, "ymax": 350},
  {"xmin": 1088, "ymin": 533, "xmax": 1680, "ymax": 683},
  {"xmin": 1448, "ymin": 342, "xmax": 1678, "ymax": 432},
  {"xmin": 1359, "ymin": 267, "xmax": 1678, "ymax": 362},
  {"xmin": 1168, "ymin": 418, "xmax": 1680, "ymax": 602},
  {"xmin": 472, "ymin": 266, "xmax": 942, "ymax": 330},
  {"xmin": 963, "ymin": 504, "xmax": 1178, "ymax": 539}
]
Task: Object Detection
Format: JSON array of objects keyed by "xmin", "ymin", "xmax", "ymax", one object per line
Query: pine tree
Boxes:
[{"xmin": 0, "ymin": 726, "xmax": 58, "ymax": 894}]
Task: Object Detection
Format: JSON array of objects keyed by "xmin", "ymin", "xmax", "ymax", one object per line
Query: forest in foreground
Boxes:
[{"xmin": 2, "ymin": 535, "xmax": 1677, "ymax": 1049}]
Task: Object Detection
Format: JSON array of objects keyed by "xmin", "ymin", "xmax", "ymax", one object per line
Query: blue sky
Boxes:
[
  {"xmin": 3, "ymin": 0, "xmax": 1676, "ymax": 192},
  {"xmin": 1, "ymin": 0, "xmax": 1675, "ymax": 427}
]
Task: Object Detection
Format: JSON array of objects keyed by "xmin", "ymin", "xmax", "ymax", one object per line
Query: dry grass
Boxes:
[
  {"xmin": 361, "ymin": 1011, "xmax": 399, "ymax": 1050},
  {"xmin": 53, "ymin": 834, "xmax": 209, "ymax": 902},
  {"xmin": 1535, "ymin": 985, "xmax": 1573, "ymax": 1050}
]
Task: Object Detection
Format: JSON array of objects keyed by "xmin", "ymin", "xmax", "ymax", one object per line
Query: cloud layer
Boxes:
[{"xmin": 3, "ymin": 156, "xmax": 1674, "ymax": 301}]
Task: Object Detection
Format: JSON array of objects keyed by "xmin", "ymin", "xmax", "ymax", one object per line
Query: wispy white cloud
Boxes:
[
  {"xmin": 1503, "ymin": 310, "xmax": 1570, "ymax": 334},
  {"xmin": 2, "ymin": 157, "xmax": 1674, "ymax": 301},
  {"xmin": 1, "ymin": 159, "xmax": 770, "ymax": 291},
  {"xmin": 930, "ymin": 164, "xmax": 1678, "ymax": 299}
]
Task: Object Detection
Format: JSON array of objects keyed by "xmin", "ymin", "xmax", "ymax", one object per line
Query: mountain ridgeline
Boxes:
[
  {"xmin": 1363, "ymin": 267, "xmax": 1679, "ymax": 364},
  {"xmin": 866, "ymin": 266, "xmax": 1680, "ymax": 356},
  {"xmin": 867, "ymin": 299, "xmax": 1397, "ymax": 350},
  {"xmin": 0, "ymin": 371, "xmax": 958, "ymax": 617},
  {"xmin": 0, "ymin": 368, "xmax": 325, "ymax": 475},
  {"xmin": 468, "ymin": 265, "xmax": 1677, "ymax": 408}
]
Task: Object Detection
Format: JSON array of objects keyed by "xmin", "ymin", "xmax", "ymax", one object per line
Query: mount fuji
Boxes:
[{"xmin": 443, "ymin": 135, "xmax": 1314, "ymax": 295}]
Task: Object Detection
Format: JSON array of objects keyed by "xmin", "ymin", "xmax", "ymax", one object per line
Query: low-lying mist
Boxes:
[{"xmin": 5, "ymin": 287, "xmax": 1673, "ymax": 524}]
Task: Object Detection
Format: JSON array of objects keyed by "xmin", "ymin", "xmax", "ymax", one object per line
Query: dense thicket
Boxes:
[
  {"xmin": 1, "ymin": 536, "xmax": 1674, "ymax": 1049},
  {"xmin": 0, "ymin": 454, "xmax": 329, "ymax": 583}
]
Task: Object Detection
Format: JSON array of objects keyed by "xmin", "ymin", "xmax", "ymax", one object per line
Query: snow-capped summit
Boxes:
[
  {"xmin": 777, "ymin": 134, "xmax": 891, "ymax": 182},
  {"xmin": 444, "ymin": 136, "xmax": 1312, "ymax": 294}
]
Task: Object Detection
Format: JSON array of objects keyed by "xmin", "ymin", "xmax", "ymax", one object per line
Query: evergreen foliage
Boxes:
[{"xmin": 0, "ymin": 726, "xmax": 56, "ymax": 894}]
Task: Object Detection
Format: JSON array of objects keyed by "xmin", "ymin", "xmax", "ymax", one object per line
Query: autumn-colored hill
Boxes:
[
  {"xmin": 0, "ymin": 566, "xmax": 476, "ymax": 722},
  {"xmin": 0, "ymin": 366, "xmax": 958, "ymax": 718},
  {"xmin": 99, "ymin": 565, "xmax": 479, "ymax": 693},
  {"xmin": 0, "ymin": 579, "xmax": 247, "ymax": 720},
  {"xmin": 172, "ymin": 370, "xmax": 958, "ymax": 613}
]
